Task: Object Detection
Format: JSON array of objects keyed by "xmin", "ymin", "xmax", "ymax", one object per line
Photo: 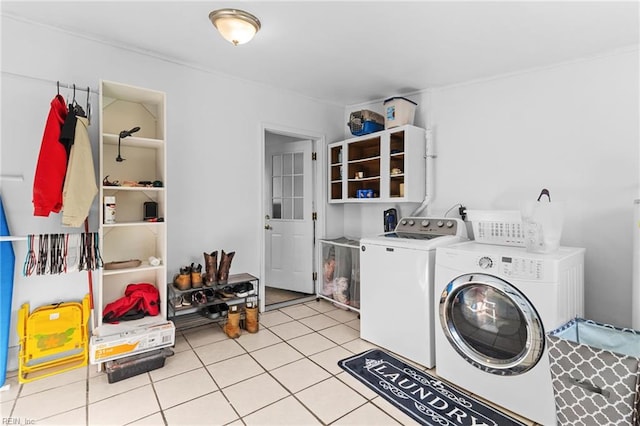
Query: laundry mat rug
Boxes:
[{"xmin": 339, "ymin": 349, "xmax": 528, "ymax": 426}]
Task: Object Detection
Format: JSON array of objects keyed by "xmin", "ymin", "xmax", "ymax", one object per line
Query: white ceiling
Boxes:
[{"xmin": 2, "ymin": 1, "xmax": 639, "ymax": 105}]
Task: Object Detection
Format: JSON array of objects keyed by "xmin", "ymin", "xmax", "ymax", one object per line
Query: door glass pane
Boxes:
[
  {"xmin": 271, "ymin": 149, "xmax": 306, "ymax": 222},
  {"xmin": 293, "ymin": 176, "xmax": 303, "ymax": 197},
  {"xmin": 272, "ymin": 177, "xmax": 282, "ymax": 198},
  {"xmin": 293, "ymin": 152, "xmax": 303, "ymax": 174},
  {"xmin": 272, "ymin": 155, "xmax": 282, "ymax": 177},
  {"xmin": 272, "ymin": 199, "xmax": 282, "ymax": 219},
  {"xmin": 283, "ymin": 198, "xmax": 293, "ymax": 220},
  {"xmin": 294, "ymin": 198, "xmax": 303, "ymax": 220},
  {"xmin": 450, "ymin": 284, "xmax": 527, "ymax": 361},
  {"xmin": 283, "ymin": 176, "xmax": 293, "ymax": 197},
  {"xmin": 283, "ymin": 153, "xmax": 293, "ymax": 174}
]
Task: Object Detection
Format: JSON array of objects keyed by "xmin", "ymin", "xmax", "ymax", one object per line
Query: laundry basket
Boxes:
[
  {"xmin": 319, "ymin": 237, "xmax": 360, "ymax": 311},
  {"xmin": 546, "ymin": 318, "xmax": 640, "ymax": 425}
]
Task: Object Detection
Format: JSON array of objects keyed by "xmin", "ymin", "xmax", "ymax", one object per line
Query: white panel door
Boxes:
[{"xmin": 265, "ymin": 140, "xmax": 314, "ymax": 293}]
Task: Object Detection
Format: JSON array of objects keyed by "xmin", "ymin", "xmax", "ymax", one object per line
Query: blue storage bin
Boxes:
[
  {"xmin": 350, "ymin": 120, "xmax": 384, "ymax": 136},
  {"xmin": 348, "ymin": 109, "xmax": 384, "ymax": 136}
]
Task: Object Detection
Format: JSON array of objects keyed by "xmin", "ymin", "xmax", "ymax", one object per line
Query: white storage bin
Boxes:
[{"xmin": 383, "ymin": 97, "xmax": 417, "ymax": 129}]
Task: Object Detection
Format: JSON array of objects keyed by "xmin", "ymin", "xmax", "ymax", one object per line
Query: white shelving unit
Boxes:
[
  {"xmin": 96, "ymin": 80, "xmax": 168, "ymax": 338},
  {"xmin": 328, "ymin": 125, "xmax": 426, "ymax": 203}
]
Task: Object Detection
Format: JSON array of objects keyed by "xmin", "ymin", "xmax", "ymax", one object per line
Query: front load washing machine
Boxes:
[
  {"xmin": 434, "ymin": 241, "xmax": 584, "ymax": 426},
  {"xmin": 360, "ymin": 217, "xmax": 467, "ymax": 369}
]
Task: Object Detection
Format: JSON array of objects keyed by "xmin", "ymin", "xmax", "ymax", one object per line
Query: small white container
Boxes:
[
  {"xmin": 104, "ymin": 196, "xmax": 116, "ymax": 224},
  {"xmin": 383, "ymin": 96, "xmax": 417, "ymax": 129},
  {"xmin": 466, "ymin": 210, "xmax": 525, "ymax": 247}
]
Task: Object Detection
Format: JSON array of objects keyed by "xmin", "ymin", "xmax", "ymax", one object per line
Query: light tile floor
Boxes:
[{"xmin": 1, "ymin": 299, "xmax": 537, "ymax": 425}]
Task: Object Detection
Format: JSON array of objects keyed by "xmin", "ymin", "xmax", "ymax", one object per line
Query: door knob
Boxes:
[{"xmin": 264, "ymin": 224, "xmax": 272, "ymax": 230}]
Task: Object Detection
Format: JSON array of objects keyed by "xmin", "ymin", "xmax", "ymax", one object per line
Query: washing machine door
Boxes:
[{"xmin": 439, "ymin": 273, "xmax": 544, "ymax": 375}]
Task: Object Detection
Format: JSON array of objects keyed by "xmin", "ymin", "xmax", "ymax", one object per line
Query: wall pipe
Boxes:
[
  {"xmin": 632, "ymin": 199, "xmax": 640, "ymax": 328},
  {"xmin": 410, "ymin": 128, "xmax": 435, "ymax": 217}
]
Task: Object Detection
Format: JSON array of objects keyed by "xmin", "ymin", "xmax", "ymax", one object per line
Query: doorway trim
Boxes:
[{"xmin": 259, "ymin": 122, "xmax": 327, "ymax": 313}]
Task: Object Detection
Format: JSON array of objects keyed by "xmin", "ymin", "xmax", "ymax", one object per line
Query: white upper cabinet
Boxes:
[{"xmin": 329, "ymin": 125, "xmax": 425, "ymax": 203}]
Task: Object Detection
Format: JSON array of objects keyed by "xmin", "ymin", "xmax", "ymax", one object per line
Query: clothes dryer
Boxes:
[
  {"xmin": 434, "ymin": 241, "xmax": 584, "ymax": 425},
  {"xmin": 360, "ymin": 217, "xmax": 467, "ymax": 369}
]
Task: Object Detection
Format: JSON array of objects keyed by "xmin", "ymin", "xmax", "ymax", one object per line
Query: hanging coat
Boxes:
[
  {"xmin": 33, "ymin": 95, "xmax": 68, "ymax": 216},
  {"xmin": 62, "ymin": 116, "xmax": 97, "ymax": 227}
]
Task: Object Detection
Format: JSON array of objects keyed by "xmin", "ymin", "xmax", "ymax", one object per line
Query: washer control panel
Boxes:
[
  {"xmin": 395, "ymin": 217, "xmax": 462, "ymax": 237},
  {"xmin": 477, "ymin": 255, "xmax": 544, "ymax": 280}
]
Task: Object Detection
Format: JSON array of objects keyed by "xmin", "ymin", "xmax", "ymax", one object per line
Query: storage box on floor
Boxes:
[
  {"xmin": 319, "ymin": 238, "xmax": 360, "ymax": 311},
  {"xmin": 105, "ymin": 347, "xmax": 173, "ymax": 383},
  {"xmin": 547, "ymin": 318, "xmax": 640, "ymax": 425},
  {"xmin": 90, "ymin": 320, "xmax": 175, "ymax": 364}
]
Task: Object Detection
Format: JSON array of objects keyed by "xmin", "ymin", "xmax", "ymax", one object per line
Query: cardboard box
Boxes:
[{"xmin": 90, "ymin": 321, "xmax": 175, "ymax": 364}]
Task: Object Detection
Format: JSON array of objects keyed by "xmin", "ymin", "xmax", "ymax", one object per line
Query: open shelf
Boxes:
[
  {"xmin": 96, "ymin": 80, "xmax": 168, "ymax": 348},
  {"xmin": 328, "ymin": 125, "xmax": 425, "ymax": 203}
]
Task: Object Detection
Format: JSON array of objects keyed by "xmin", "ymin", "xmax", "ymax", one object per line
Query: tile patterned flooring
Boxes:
[{"xmin": 1, "ymin": 299, "xmax": 537, "ymax": 425}]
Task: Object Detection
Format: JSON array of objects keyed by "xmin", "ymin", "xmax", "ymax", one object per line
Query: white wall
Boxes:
[
  {"xmin": 430, "ymin": 50, "xmax": 639, "ymax": 327},
  {"xmin": 0, "ymin": 16, "xmax": 344, "ymax": 370},
  {"xmin": 346, "ymin": 49, "xmax": 639, "ymax": 327}
]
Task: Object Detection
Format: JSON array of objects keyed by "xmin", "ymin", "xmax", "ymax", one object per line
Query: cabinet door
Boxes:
[
  {"xmin": 389, "ymin": 129, "xmax": 406, "ymax": 199},
  {"xmin": 328, "ymin": 142, "xmax": 344, "ymax": 202},
  {"xmin": 397, "ymin": 126, "xmax": 425, "ymax": 202}
]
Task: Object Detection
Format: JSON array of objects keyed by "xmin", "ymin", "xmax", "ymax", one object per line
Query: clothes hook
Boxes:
[
  {"xmin": 72, "ymin": 84, "xmax": 76, "ymax": 104},
  {"xmin": 56, "ymin": 81, "xmax": 60, "ymax": 95},
  {"xmin": 86, "ymin": 86, "xmax": 91, "ymax": 124},
  {"xmin": 536, "ymin": 188, "xmax": 551, "ymax": 202}
]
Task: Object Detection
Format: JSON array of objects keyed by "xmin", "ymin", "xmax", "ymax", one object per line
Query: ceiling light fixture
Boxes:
[{"xmin": 209, "ymin": 8, "xmax": 261, "ymax": 46}]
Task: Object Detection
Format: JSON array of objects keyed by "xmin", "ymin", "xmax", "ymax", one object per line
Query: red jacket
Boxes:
[{"xmin": 33, "ymin": 95, "xmax": 68, "ymax": 216}]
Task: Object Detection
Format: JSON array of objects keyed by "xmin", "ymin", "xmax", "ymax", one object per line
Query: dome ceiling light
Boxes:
[{"xmin": 209, "ymin": 8, "xmax": 261, "ymax": 46}]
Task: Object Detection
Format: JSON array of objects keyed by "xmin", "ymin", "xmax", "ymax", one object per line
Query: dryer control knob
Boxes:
[
  {"xmin": 421, "ymin": 220, "xmax": 430, "ymax": 227},
  {"xmin": 408, "ymin": 220, "xmax": 415, "ymax": 226},
  {"xmin": 437, "ymin": 220, "xmax": 444, "ymax": 227},
  {"xmin": 401, "ymin": 220, "xmax": 407, "ymax": 225},
  {"xmin": 446, "ymin": 221, "xmax": 454, "ymax": 228},
  {"xmin": 479, "ymin": 256, "xmax": 493, "ymax": 269}
]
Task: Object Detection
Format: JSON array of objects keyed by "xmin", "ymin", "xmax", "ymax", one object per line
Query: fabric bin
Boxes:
[{"xmin": 546, "ymin": 318, "xmax": 640, "ymax": 425}]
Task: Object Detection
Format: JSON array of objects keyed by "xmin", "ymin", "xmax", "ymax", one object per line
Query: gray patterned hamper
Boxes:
[{"xmin": 547, "ymin": 318, "xmax": 640, "ymax": 425}]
